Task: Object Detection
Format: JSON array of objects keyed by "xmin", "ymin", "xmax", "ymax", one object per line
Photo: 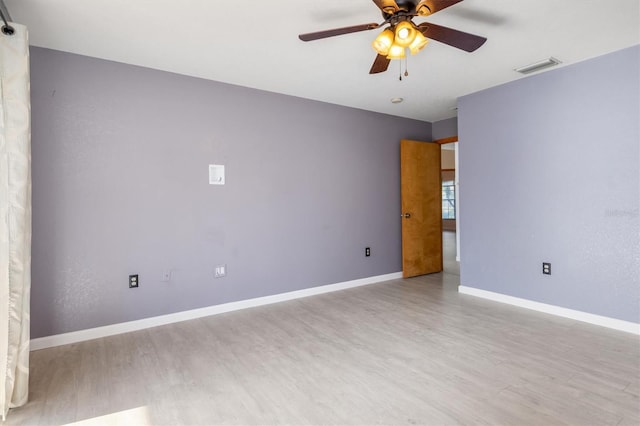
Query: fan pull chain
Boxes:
[{"xmin": 398, "ymin": 56, "xmax": 409, "ymax": 81}]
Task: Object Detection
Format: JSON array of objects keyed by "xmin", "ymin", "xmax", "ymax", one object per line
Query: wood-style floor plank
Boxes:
[{"xmin": 6, "ymin": 273, "xmax": 640, "ymax": 425}]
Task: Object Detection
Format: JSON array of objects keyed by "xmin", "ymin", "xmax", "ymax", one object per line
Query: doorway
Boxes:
[
  {"xmin": 400, "ymin": 139, "xmax": 443, "ymax": 278},
  {"xmin": 440, "ymin": 140, "xmax": 460, "ymax": 275},
  {"xmin": 400, "ymin": 138, "xmax": 460, "ymax": 278}
]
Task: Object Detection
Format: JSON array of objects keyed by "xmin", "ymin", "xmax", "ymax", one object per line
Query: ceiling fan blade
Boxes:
[
  {"xmin": 372, "ymin": 0, "xmax": 401, "ymax": 14},
  {"xmin": 369, "ymin": 54, "xmax": 391, "ymax": 74},
  {"xmin": 299, "ymin": 23, "xmax": 380, "ymax": 41},
  {"xmin": 415, "ymin": 0, "xmax": 464, "ymax": 16},
  {"xmin": 417, "ymin": 22, "xmax": 486, "ymax": 52}
]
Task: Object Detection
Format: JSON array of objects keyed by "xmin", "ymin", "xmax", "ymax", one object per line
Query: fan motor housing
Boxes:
[
  {"xmin": 395, "ymin": 0, "xmax": 417, "ymax": 9},
  {"xmin": 382, "ymin": 1, "xmax": 432, "ymax": 19}
]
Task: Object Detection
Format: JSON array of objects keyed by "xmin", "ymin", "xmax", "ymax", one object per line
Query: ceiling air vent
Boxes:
[{"xmin": 515, "ymin": 57, "xmax": 561, "ymax": 74}]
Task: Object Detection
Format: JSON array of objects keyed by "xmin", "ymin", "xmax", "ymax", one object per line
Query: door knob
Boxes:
[{"xmin": 403, "ymin": 213, "xmax": 411, "ymax": 218}]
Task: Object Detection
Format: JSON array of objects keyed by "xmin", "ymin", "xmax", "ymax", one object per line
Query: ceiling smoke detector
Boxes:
[
  {"xmin": 391, "ymin": 97, "xmax": 404, "ymax": 104},
  {"xmin": 515, "ymin": 57, "xmax": 562, "ymax": 74}
]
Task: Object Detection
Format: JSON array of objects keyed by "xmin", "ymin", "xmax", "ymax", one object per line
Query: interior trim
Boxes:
[
  {"xmin": 459, "ymin": 285, "xmax": 640, "ymax": 335},
  {"xmin": 434, "ymin": 136, "xmax": 458, "ymax": 144},
  {"xmin": 30, "ymin": 272, "xmax": 403, "ymax": 351}
]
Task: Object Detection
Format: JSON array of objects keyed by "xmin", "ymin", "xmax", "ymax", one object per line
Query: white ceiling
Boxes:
[{"xmin": 4, "ymin": 0, "xmax": 640, "ymax": 122}]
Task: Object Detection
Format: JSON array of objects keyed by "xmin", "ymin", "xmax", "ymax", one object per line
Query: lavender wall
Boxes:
[
  {"xmin": 30, "ymin": 47, "xmax": 432, "ymax": 338},
  {"xmin": 458, "ymin": 46, "xmax": 640, "ymax": 323},
  {"xmin": 432, "ymin": 117, "xmax": 458, "ymax": 140}
]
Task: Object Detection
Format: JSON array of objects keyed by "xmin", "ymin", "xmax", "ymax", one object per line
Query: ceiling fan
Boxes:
[{"xmin": 298, "ymin": 0, "xmax": 487, "ymax": 74}]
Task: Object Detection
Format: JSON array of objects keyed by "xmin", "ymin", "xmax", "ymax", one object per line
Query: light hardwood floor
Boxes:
[
  {"xmin": 442, "ymin": 231, "xmax": 459, "ymax": 276},
  {"xmin": 6, "ymin": 273, "xmax": 640, "ymax": 425}
]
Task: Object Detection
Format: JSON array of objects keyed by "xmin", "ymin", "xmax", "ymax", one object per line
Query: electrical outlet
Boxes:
[
  {"xmin": 214, "ymin": 265, "xmax": 226, "ymax": 278},
  {"xmin": 542, "ymin": 262, "xmax": 551, "ymax": 275},
  {"xmin": 161, "ymin": 270, "xmax": 171, "ymax": 282},
  {"xmin": 129, "ymin": 274, "xmax": 139, "ymax": 288},
  {"xmin": 365, "ymin": 247, "xmax": 371, "ymax": 257}
]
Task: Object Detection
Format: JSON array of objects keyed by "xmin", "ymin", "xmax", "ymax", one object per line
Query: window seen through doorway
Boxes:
[{"xmin": 442, "ymin": 180, "xmax": 455, "ymax": 219}]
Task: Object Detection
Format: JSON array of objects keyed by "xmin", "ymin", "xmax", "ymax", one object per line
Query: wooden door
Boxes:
[{"xmin": 400, "ymin": 139, "xmax": 442, "ymax": 278}]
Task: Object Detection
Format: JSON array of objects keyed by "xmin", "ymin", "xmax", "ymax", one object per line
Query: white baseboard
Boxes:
[
  {"xmin": 458, "ymin": 286, "xmax": 640, "ymax": 335},
  {"xmin": 30, "ymin": 272, "xmax": 403, "ymax": 351}
]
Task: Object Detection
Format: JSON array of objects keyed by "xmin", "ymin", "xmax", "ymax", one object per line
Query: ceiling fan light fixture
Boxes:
[
  {"xmin": 372, "ymin": 28, "xmax": 395, "ymax": 56},
  {"xmin": 393, "ymin": 21, "xmax": 417, "ymax": 48},
  {"xmin": 299, "ymin": 0, "xmax": 488, "ymax": 76},
  {"xmin": 408, "ymin": 31, "xmax": 429, "ymax": 55},
  {"xmin": 387, "ymin": 44, "xmax": 406, "ymax": 60}
]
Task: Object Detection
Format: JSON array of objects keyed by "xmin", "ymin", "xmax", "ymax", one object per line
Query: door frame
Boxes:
[{"xmin": 435, "ymin": 136, "xmax": 459, "ymax": 264}]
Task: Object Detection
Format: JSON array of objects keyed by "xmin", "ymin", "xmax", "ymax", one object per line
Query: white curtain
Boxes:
[{"xmin": 0, "ymin": 22, "xmax": 31, "ymax": 421}]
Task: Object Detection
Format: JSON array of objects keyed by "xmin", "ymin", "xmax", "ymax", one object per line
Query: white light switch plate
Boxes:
[{"xmin": 209, "ymin": 164, "xmax": 225, "ymax": 185}]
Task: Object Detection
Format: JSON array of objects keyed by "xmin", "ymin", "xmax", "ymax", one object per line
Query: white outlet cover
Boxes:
[
  {"xmin": 215, "ymin": 265, "xmax": 226, "ymax": 278},
  {"xmin": 209, "ymin": 164, "xmax": 225, "ymax": 185}
]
